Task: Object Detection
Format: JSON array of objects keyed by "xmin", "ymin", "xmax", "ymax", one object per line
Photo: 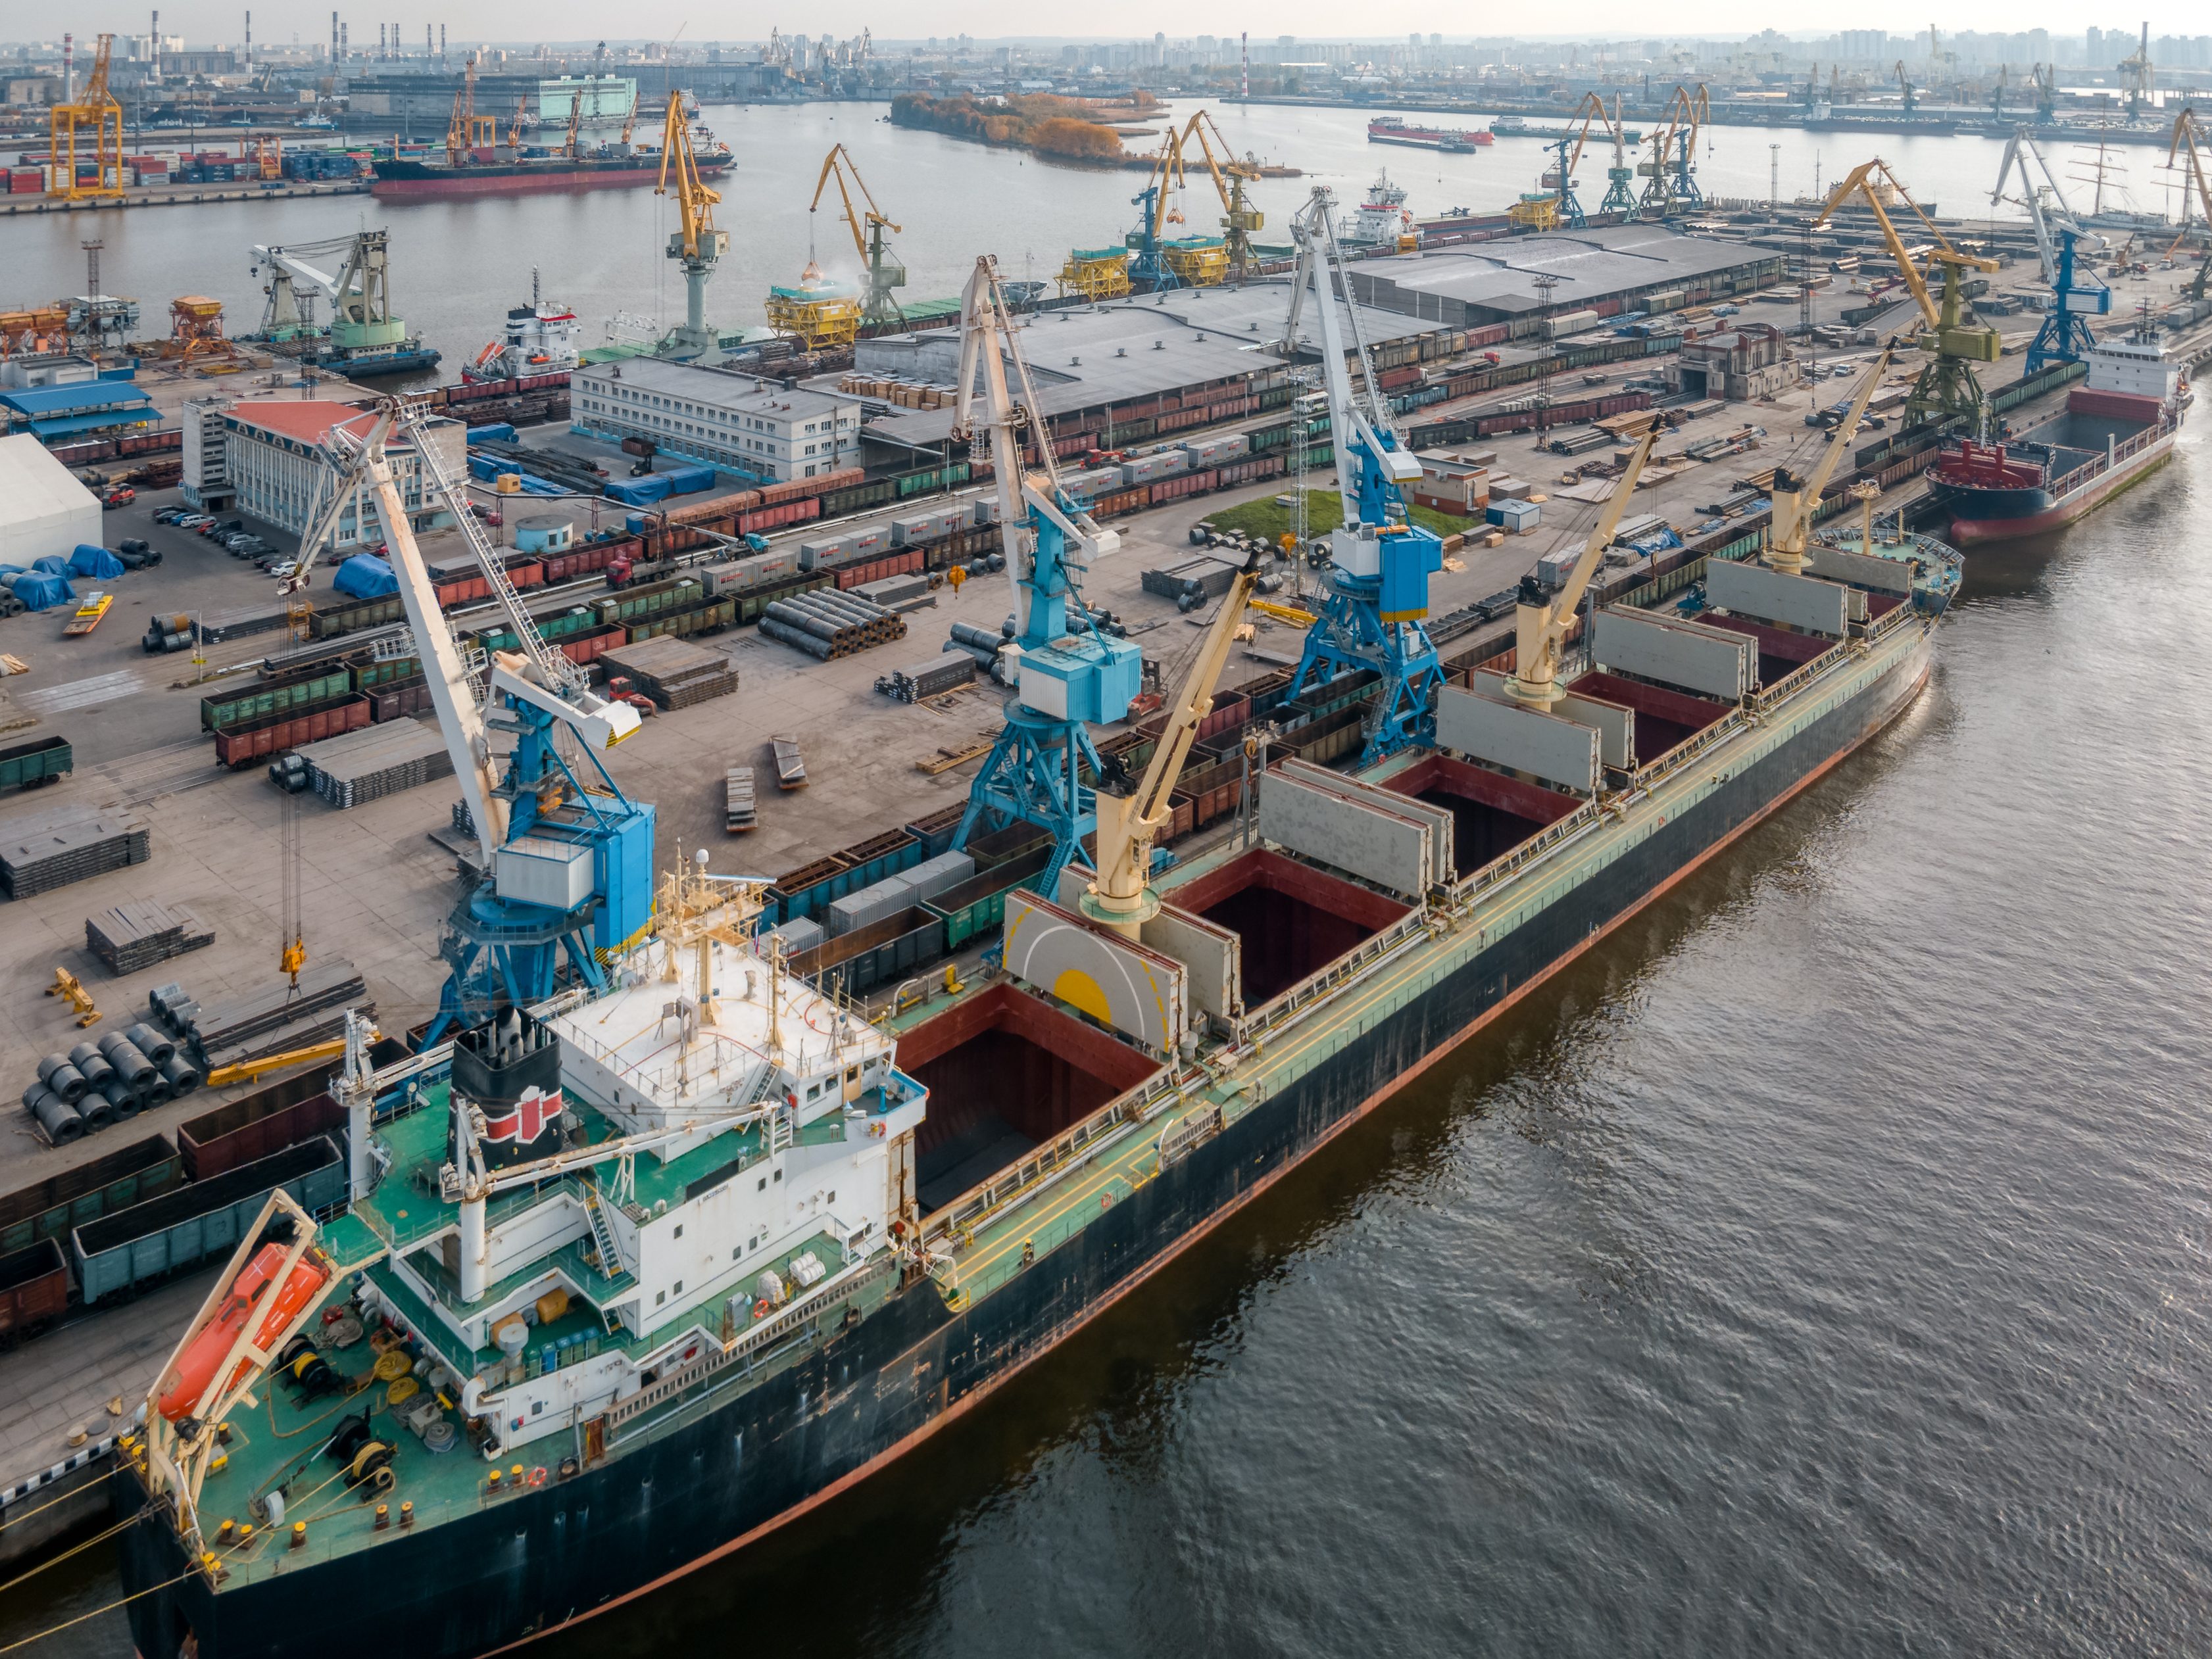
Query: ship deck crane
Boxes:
[
  {"xmin": 656, "ymin": 91, "xmax": 728, "ymax": 362},
  {"xmin": 804, "ymin": 143, "xmax": 905, "ymax": 326},
  {"xmin": 1503, "ymin": 434, "xmax": 1654, "ymax": 712},
  {"xmin": 1896, "ymin": 62, "xmax": 1917, "ymax": 116},
  {"xmin": 2119, "ymin": 24, "xmax": 2153, "ymax": 120},
  {"xmin": 446, "ymin": 53, "xmax": 498, "ymax": 166},
  {"xmin": 1763, "ymin": 350, "xmax": 1892, "ymax": 577},
  {"xmin": 563, "ymin": 87, "xmax": 584, "ymax": 160},
  {"xmin": 1990, "ymin": 130, "xmax": 2109, "ymax": 371},
  {"xmin": 2167, "ymin": 109, "xmax": 2212, "ymax": 300},
  {"xmin": 1181, "ymin": 109, "xmax": 1263, "ymax": 282},
  {"xmin": 1811, "ymin": 158, "xmax": 2000, "ymax": 430},
  {"xmin": 284, "ymin": 402, "xmax": 650, "ymax": 1042},
  {"xmin": 1281, "ymin": 187, "xmax": 1444, "ymax": 763},
  {"xmin": 47, "ymin": 32, "xmax": 123, "ymax": 201},
  {"xmin": 950, "ymin": 256, "xmax": 1142, "ymax": 896},
  {"xmin": 1083, "ymin": 548, "xmax": 1262, "ymax": 939}
]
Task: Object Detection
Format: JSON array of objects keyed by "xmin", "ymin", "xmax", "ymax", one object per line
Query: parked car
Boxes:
[
  {"xmin": 265, "ymin": 562, "xmax": 299, "ymax": 580},
  {"xmin": 174, "ymin": 514, "xmax": 212, "ymax": 529},
  {"xmin": 153, "ymin": 508, "xmax": 185, "ymax": 525},
  {"xmin": 198, "ymin": 518, "xmax": 243, "ymax": 539}
]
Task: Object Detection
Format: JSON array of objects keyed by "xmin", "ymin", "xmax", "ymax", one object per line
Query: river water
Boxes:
[
  {"xmin": 3, "ymin": 101, "xmax": 2211, "ymax": 1659},
  {"xmin": 3, "ymin": 99, "xmax": 2196, "ymax": 376}
]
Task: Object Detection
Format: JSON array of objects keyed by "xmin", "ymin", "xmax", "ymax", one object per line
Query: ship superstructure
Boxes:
[{"xmin": 464, "ymin": 272, "xmax": 581, "ymax": 384}]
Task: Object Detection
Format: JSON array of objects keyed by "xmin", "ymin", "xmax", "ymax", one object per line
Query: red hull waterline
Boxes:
[
  {"xmin": 372, "ymin": 167, "xmax": 677, "ymax": 199},
  {"xmin": 1944, "ymin": 437, "xmax": 2175, "ymax": 546}
]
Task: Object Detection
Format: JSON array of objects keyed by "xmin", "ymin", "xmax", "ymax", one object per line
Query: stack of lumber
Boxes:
[
  {"xmin": 725, "ymin": 765, "xmax": 757, "ymax": 832},
  {"xmin": 86, "ymin": 900, "xmax": 215, "ymax": 974},
  {"xmin": 298, "ymin": 723, "xmax": 455, "ymax": 808},
  {"xmin": 0, "ymin": 814, "xmax": 151, "ymax": 899},
  {"xmin": 601, "ymin": 637, "xmax": 739, "ymax": 711}
]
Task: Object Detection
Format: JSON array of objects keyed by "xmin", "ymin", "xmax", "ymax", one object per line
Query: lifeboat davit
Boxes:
[{"xmin": 158, "ymin": 1244, "xmax": 332, "ymax": 1423}]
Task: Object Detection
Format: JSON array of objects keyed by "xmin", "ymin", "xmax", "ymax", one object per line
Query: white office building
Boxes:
[
  {"xmin": 570, "ymin": 359, "xmax": 860, "ymax": 484},
  {"xmin": 223, "ymin": 401, "xmax": 463, "ymax": 545}
]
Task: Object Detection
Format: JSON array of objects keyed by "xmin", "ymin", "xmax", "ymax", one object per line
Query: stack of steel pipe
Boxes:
[
  {"xmin": 759, "ymin": 589, "xmax": 907, "ymax": 661},
  {"xmin": 944, "ymin": 621, "xmax": 1018, "ymax": 683}
]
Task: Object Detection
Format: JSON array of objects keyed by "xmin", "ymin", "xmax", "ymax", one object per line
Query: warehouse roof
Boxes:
[
  {"xmin": 574, "ymin": 356, "xmax": 854, "ymax": 419},
  {"xmin": 26, "ymin": 410, "xmax": 163, "ymax": 440},
  {"xmin": 1346, "ymin": 226, "xmax": 1775, "ymax": 321},
  {"xmin": 0, "ymin": 434, "xmax": 101, "ymax": 561},
  {"xmin": 0, "ymin": 380, "xmax": 153, "ymax": 419}
]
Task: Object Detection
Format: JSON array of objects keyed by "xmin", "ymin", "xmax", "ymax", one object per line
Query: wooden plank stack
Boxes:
[
  {"xmin": 297, "ymin": 723, "xmax": 455, "ymax": 809},
  {"xmin": 0, "ymin": 814, "xmax": 152, "ymax": 900},
  {"xmin": 725, "ymin": 765, "xmax": 757, "ymax": 832},
  {"xmin": 86, "ymin": 901, "xmax": 215, "ymax": 974},
  {"xmin": 601, "ymin": 637, "xmax": 739, "ymax": 712}
]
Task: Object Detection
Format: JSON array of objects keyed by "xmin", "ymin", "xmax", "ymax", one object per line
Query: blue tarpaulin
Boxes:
[
  {"xmin": 466, "ymin": 423, "xmax": 518, "ymax": 443},
  {"xmin": 660, "ymin": 464, "xmax": 717, "ymax": 496},
  {"xmin": 603, "ymin": 475, "xmax": 672, "ymax": 507},
  {"xmin": 68, "ymin": 544, "xmax": 125, "ymax": 579},
  {"xmin": 31, "ymin": 555, "xmax": 68, "ymax": 576},
  {"xmin": 333, "ymin": 554, "xmax": 399, "ymax": 599},
  {"xmin": 9, "ymin": 573, "xmax": 74, "ymax": 611}
]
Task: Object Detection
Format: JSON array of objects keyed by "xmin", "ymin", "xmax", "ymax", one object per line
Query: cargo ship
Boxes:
[
  {"xmin": 1925, "ymin": 337, "xmax": 2184, "ymax": 545},
  {"xmin": 372, "ymin": 139, "xmax": 731, "ymax": 199},
  {"xmin": 116, "ymin": 472, "xmax": 1950, "ymax": 1656},
  {"xmin": 1368, "ymin": 115, "xmax": 1493, "ymax": 152}
]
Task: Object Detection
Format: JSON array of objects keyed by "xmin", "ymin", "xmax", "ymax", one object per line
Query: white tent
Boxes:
[{"xmin": 0, "ymin": 435, "xmax": 101, "ymax": 571}]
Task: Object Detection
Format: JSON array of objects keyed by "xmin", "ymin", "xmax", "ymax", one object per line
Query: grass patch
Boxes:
[{"xmin": 1201, "ymin": 488, "xmax": 1473, "ymax": 545}]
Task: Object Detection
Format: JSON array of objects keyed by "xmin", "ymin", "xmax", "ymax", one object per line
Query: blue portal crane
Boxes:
[
  {"xmin": 1281, "ymin": 188, "xmax": 1444, "ymax": 765},
  {"xmin": 950, "ymin": 256, "xmax": 1143, "ymax": 897},
  {"xmin": 1992, "ymin": 128, "xmax": 2110, "ymax": 373}
]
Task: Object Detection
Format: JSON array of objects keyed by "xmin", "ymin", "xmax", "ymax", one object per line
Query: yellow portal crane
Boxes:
[
  {"xmin": 563, "ymin": 87, "xmax": 583, "ymax": 160},
  {"xmin": 2167, "ymin": 108, "xmax": 2212, "ymax": 299},
  {"xmin": 1569, "ymin": 90, "xmax": 1636, "ymax": 218},
  {"xmin": 445, "ymin": 53, "xmax": 497, "ymax": 166},
  {"xmin": 1181, "ymin": 109, "xmax": 1264, "ymax": 280},
  {"xmin": 1636, "ymin": 84, "xmax": 1708, "ymax": 216},
  {"xmin": 620, "ymin": 89, "xmax": 640, "ymax": 148},
  {"xmin": 656, "ymin": 90, "xmax": 728, "ymax": 360},
  {"xmin": 803, "ymin": 143, "xmax": 906, "ymax": 325},
  {"xmin": 1811, "ymin": 159, "xmax": 2000, "ymax": 429},
  {"xmin": 1504, "ymin": 435, "xmax": 1654, "ymax": 711},
  {"xmin": 1765, "ymin": 350, "xmax": 1892, "ymax": 576},
  {"xmin": 47, "ymin": 32, "xmax": 124, "ymax": 200},
  {"xmin": 506, "ymin": 93, "xmax": 527, "ymax": 149}
]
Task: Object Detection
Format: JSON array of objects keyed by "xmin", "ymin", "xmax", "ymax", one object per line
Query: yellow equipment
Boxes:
[
  {"xmin": 655, "ymin": 91, "xmax": 729, "ymax": 361},
  {"xmin": 46, "ymin": 967, "xmax": 100, "ymax": 1028},
  {"xmin": 1058, "ymin": 247, "xmax": 1132, "ymax": 300},
  {"xmin": 1505, "ymin": 435, "xmax": 1654, "ymax": 711},
  {"xmin": 446, "ymin": 54, "xmax": 498, "ymax": 165},
  {"xmin": 620, "ymin": 91, "xmax": 639, "ymax": 147},
  {"xmin": 508, "ymin": 94, "xmax": 527, "ymax": 149},
  {"xmin": 802, "ymin": 143, "xmax": 906, "ymax": 326},
  {"xmin": 1763, "ymin": 350, "xmax": 1893, "ymax": 576},
  {"xmin": 47, "ymin": 33, "xmax": 124, "ymax": 200},
  {"xmin": 1248, "ymin": 597, "xmax": 1317, "ymax": 627},
  {"xmin": 1081, "ymin": 551, "xmax": 1264, "ymax": 938},
  {"xmin": 1507, "ymin": 195, "xmax": 1561, "ymax": 231},
  {"xmin": 562, "ymin": 87, "xmax": 583, "ymax": 160},
  {"xmin": 1811, "ymin": 159, "xmax": 2000, "ymax": 429},
  {"xmin": 204, "ymin": 1031, "xmax": 374, "ymax": 1090},
  {"xmin": 2167, "ymin": 108, "xmax": 2212, "ymax": 299},
  {"xmin": 1181, "ymin": 110, "xmax": 1264, "ymax": 281},
  {"xmin": 1567, "ymin": 90, "xmax": 1636, "ymax": 218}
]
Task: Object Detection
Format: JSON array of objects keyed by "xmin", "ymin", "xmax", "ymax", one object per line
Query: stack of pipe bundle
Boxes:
[
  {"xmin": 86, "ymin": 900, "xmax": 215, "ymax": 974},
  {"xmin": 601, "ymin": 637, "xmax": 739, "ymax": 711},
  {"xmin": 945, "ymin": 621, "xmax": 1017, "ymax": 683},
  {"xmin": 0, "ymin": 814, "xmax": 151, "ymax": 898},
  {"xmin": 877, "ymin": 655, "xmax": 977, "ymax": 703},
  {"xmin": 759, "ymin": 589, "xmax": 907, "ymax": 661},
  {"xmin": 296, "ymin": 723, "xmax": 455, "ymax": 809}
]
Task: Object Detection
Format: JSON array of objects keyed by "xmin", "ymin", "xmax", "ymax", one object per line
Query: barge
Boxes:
[{"xmin": 1926, "ymin": 336, "xmax": 2184, "ymax": 545}]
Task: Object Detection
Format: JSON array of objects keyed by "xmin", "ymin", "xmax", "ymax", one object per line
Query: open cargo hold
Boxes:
[
  {"xmin": 1567, "ymin": 669, "xmax": 1734, "ymax": 766},
  {"xmin": 177, "ymin": 1076, "xmax": 344, "ymax": 1182},
  {"xmin": 86, "ymin": 900, "xmax": 214, "ymax": 975},
  {"xmin": 1162, "ymin": 847, "xmax": 1412, "ymax": 1005},
  {"xmin": 0, "ymin": 1134, "xmax": 182, "ymax": 1257},
  {"xmin": 1379, "ymin": 752, "xmax": 1581, "ymax": 873},
  {"xmin": 72, "ymin": 1135, "xmax": 345, "ymax": 1305},
  {"xmin": 0, "ymin": 814, "xmax": 151, "ymax": 899},
  {"xmin": 898, "ymin": 983, "xmax": 1163, "ymax": 1214},
  {"xmin": 0, "ymin": 1239, "xmax": 70, "ymax": 1343}
]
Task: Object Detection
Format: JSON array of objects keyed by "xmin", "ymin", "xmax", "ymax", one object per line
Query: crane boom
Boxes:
[
  {"xmin": 1765, "ymin": 351, "xmax": 1891, "ymax": 571},
  {"xmin": 1505, "ymin": 434, "xmax": 1654, "ymax": 709},
  {"xmin": 656, "ymin": 90, "xmax": 721, "ymax": 259},
  {"xmin": 808, "ymin": 142, "xmax": 899, "ymax": 260}
]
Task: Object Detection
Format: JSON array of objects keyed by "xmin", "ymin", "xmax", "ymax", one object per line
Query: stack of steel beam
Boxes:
[
  {"xmin": 0, "ymin": 815, "xmax": 152, "ymax": 899},
  {"xmin": 160, "ymin": 957, "xmax": 368, "ymax": 1060},
  {"xmin": 758, "ymin": 590, "xmax": 907, "ymax": 661},
  {"xmin": 86, "ymin": 901, "xmax": 215, "ymax": 974},
  {"xmin": 601, "ymin": 637, "xmax": 739, "ymax": 711},
  {"xmin": 725, "ymin": 765, "xmax": 757, "ymax": 832},
  {"xmin": 877, "ymin": 654, "xmax": 977, "ymax": 702},
  {"xmin": 297, "ymin": 723, "xmax": 455, "ymax": 809}
]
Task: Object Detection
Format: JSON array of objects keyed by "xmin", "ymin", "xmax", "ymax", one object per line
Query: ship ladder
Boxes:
[
  {"xmin": 770, "ymin": 1106, "xmax": 795, "ymax": 1157},
  {"xmin": 581, "ymin": 1183, "xmax": 626, "ymax": 1281}
]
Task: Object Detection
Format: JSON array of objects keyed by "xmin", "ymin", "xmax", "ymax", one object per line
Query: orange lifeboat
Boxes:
[{"xmin": 158, "ymin": 1245, "xmax": 332, "ymax": 1423}]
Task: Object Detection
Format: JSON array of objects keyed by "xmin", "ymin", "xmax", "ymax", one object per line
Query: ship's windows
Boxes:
[
  {"xmin": 673, "ymin": 1224, "xmax": 683, "ymax": 1239},
  {"xmin": 774, "ymin": 1169, "xmax": 783, "ymax": 1182},
  {"xmin": 758, "ymin": 1177, "xmax": 766, "ymax": 1191},
  {"xmin": 655, "ymin": 1289, "xmax": 666, "ymax": 1306},
  {"xmin": 827, "ymin": 1190, "xmax": 835, "ymax": 1204},
  {"xmin": 532, "ymin": 1401, "xmax": 544, "ymax": 1416},
  {"xmin": 674, "ymin": 1280, "xmax": 683, "ymax": 1295}
]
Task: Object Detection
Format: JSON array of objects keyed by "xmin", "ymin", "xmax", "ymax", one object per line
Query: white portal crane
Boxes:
[
  {"xmin": 250, "ymin": 230, "xmax": 396, "ymax": 341},
  {"xmin": 1990, "ymin": 129, "xmax": 2110, "ymax": 371}
]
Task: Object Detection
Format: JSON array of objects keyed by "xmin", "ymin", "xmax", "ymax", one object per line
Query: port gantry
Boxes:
[
  {"xmin": 2167, "ymin": 109, "xmax": 2212, "ymax": 302},
  {"xmin": 950, "ymin": 256, "xmax": 1143, "ymax": 898},
  {"xmin": 1811, "ymin": 159, "xmax": 2000, "ymax": 431},
  {"xmin": 1181, "ymin": 109, "xmax": 1263, "ymax": 283},
  {"xmin": 1570, "ymin": 91, "xmax": 1638, "ymax": 222},
  {"xmin": 808, "ymin": 143, "xmax": 907, "ymax": 327},
  {"xmin": 656, "ymin": 90, "xmax": 729, "ymax": 363},
  {"xmin": 1127, "ymin": 128, "xmax": 1189, "ymax": 293},
  {"xmin": 45, "ymin": 32, "xmax": 124, "ymax": 200},
  {"xmin": 1636, "ymin": 84, "xmax": 1708, "ymax": 220},
  {"xmin": 1281, "ymin": 187, "xmax": 1444, "ymax": 765},
  {"xmin": 1990, "ymin": 130, "xmax": 2111, "ymax": 373},
  {"xmin": 286, "ymin": 404, "xmax": 651, "ymax": 1044}
]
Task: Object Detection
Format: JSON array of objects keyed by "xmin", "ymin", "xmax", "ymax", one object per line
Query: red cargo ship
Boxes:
[
  {"xmin": 1368, "ymin": 116, "xmax": 1493, "ymax": 153},
  {"xmin": 1925, "ymin": 338, "xmax": 2185, "ymax": 546},
  {"xmin": 372, "ymin": 145, "xmax": 731, "ymax": 199}
]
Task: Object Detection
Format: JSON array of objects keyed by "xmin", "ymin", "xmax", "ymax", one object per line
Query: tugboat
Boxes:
[
  {"xmin": 462, "ymin": 270, "xmax": 581, "ymax": 385},
  {"xmin": 1925, "ymin": 335, "xmax": 2184, "ymax": 545}
]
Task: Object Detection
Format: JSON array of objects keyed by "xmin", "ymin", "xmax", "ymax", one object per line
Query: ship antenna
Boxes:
[{"xmin": 532, "ymin": 265, "xmax": 540, "ymax": 310}]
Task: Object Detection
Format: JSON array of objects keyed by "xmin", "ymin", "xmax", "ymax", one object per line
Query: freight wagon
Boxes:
[
  {"xmin": 176, "ymin": 1073, "xmax": 345, "ymax": 1182},
  {"xmin": 199, "ymin": 668, "xmax": 351, "ymax": 733},
  {"xmin": 72, "ymin": 1136, "xmax": 346, "ymax": 1306},
  {"xmin": 0, "ymin": 1239, "xmax": 70, "ymax": 1346},
  {"xmin": 0, "ymin": 735, "xmax": 72, "ymax": 794},
  {"xmin": 210, "ymin": 694, "xmax": 370, "ymax": 769},
  {"xmin": 0, "ymin": 1136, "xmax": 183, "ymax": 1259},
  {"xmin": 791, "ymin": 905, "xmax": 947, "ymax": 998}
]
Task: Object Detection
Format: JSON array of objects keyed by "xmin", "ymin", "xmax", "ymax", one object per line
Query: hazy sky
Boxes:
[{"xmin": 106, "ymin": 4, "xmax": 2210, "ymax": 47}]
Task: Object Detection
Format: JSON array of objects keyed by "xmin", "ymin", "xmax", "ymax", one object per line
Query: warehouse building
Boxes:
[
  {"xmin": 221, "ymin": 402, "xmax": 464, "ymax": 545},
  {"xmin": 0, "ymin": 435, "xmax": 101, "ymax": 569},
  {"xmin": 570, "ymin": 358, "xmax": 860, "ymax": 484}
]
